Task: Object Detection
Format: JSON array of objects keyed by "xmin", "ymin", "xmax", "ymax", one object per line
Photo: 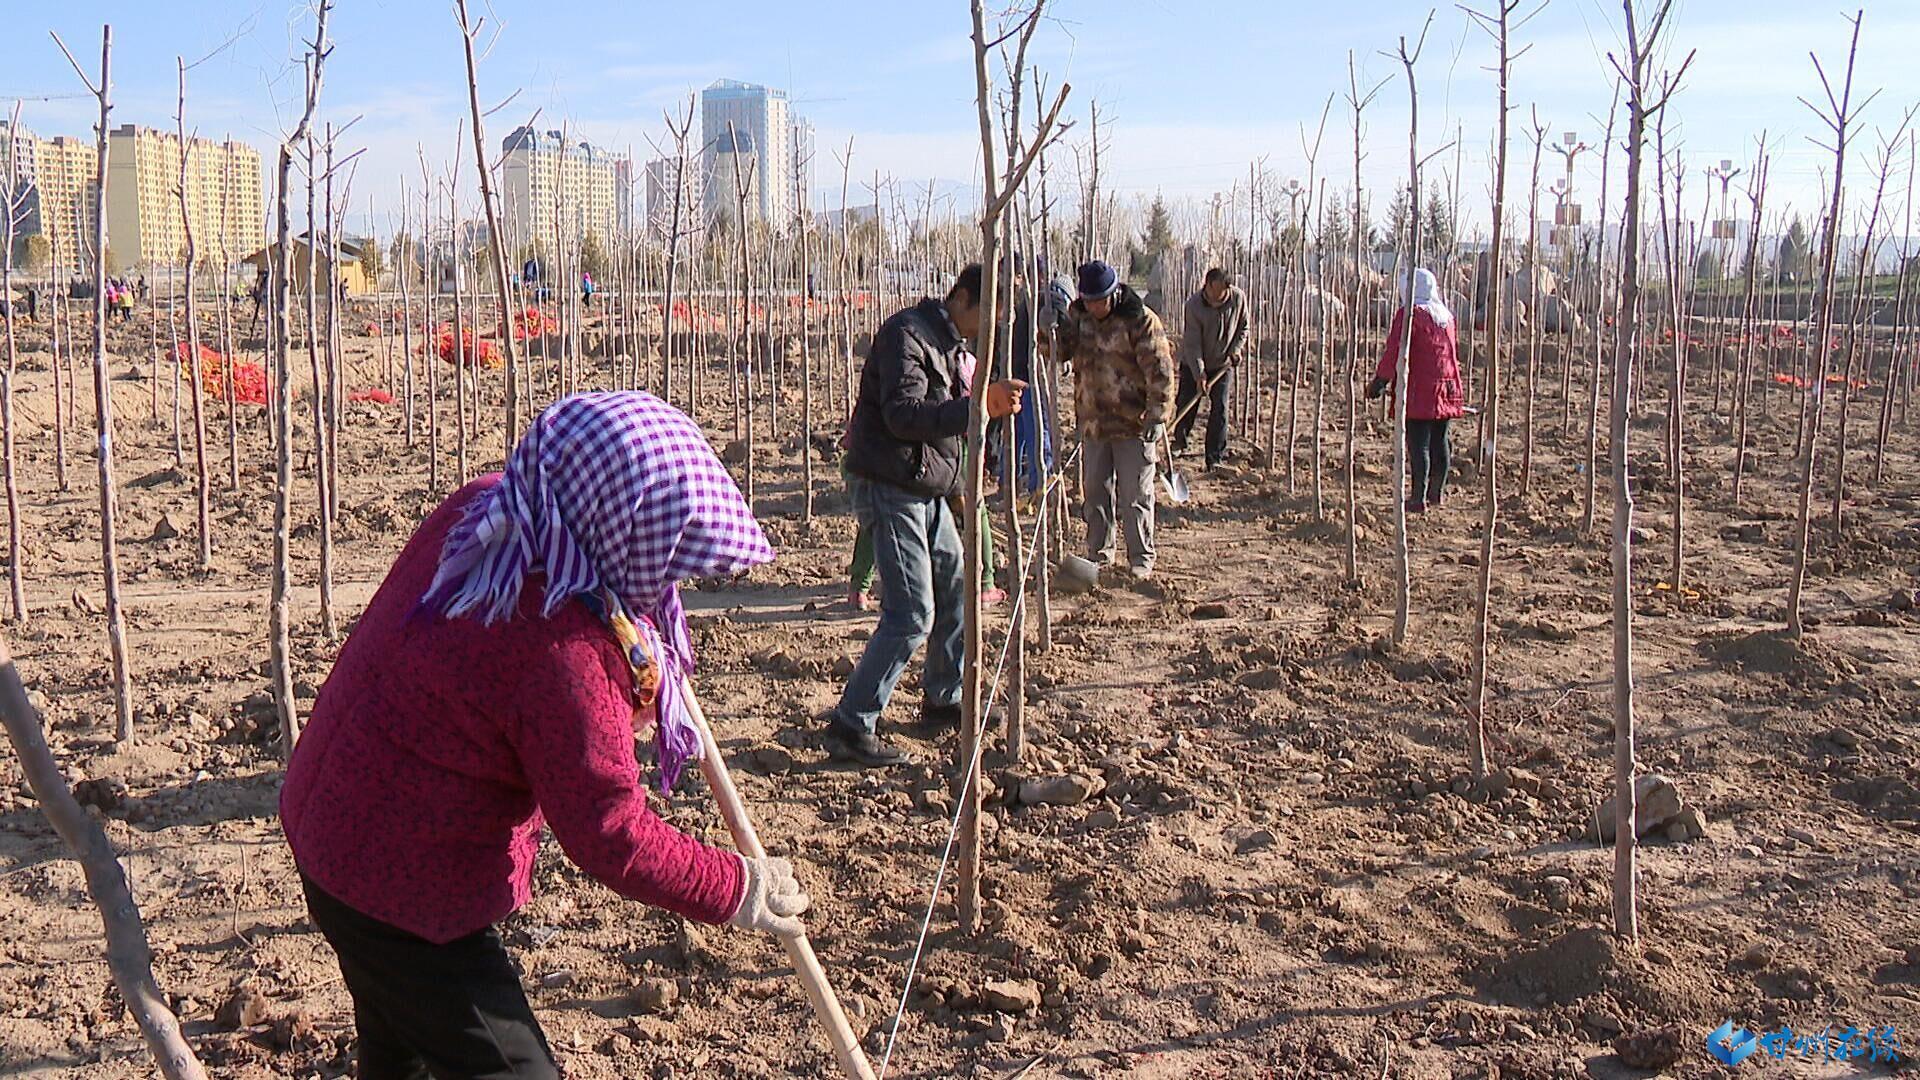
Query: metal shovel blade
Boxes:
[{"xmin": 1160, "ymin": 465, "xmax": 1191, "ymax": 504}]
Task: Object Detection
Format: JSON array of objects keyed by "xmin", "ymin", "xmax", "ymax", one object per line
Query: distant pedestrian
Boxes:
[
  {"xmin": 1059, "ymin": 260, "xmax": 1174, "ymax": 580},
  {"xmin": 1368, "ymin": 267, "xmax": 1464, "ymax": 513},
  {"xmin": 1174, "ymin": 267, "xmax": 1247, "ymax": 469}
]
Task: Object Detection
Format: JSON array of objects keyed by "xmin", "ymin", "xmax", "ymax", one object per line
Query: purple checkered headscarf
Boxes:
[{"xmin": 423, "ymin": 391, "xmax": 774, "ymax": 791}]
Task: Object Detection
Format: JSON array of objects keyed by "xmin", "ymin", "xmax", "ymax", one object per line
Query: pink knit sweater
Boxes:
[{"xmin": 280, "ymin": 476, "xmax": 744, "ymax": 944}]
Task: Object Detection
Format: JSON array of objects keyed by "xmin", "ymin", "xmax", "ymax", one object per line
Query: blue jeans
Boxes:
[{"xmin": 834, "ymin": 477, "xmax": 964, "ymax": 735}]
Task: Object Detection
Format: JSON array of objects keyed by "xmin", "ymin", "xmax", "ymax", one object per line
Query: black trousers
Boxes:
[
  {"xmin": 301, "ymin": 875, "xmax": 558, "ymax": 1080},
  {"xmin": 1174, "ymin": 365, "xmax": 1232, "ymax": 464},
  {"xmin": 1408, "ymin": 418, "xmax": 1450, "ymax": 506}
]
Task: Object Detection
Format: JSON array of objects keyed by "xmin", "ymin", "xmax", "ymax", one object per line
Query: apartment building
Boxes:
[
  {"xmin": 499, "ymin": 127, "xmax": 632, "ymax": 250},
  {"xmin": 105, "ymin": 125, "xmax": 263, "ymax": 268}
]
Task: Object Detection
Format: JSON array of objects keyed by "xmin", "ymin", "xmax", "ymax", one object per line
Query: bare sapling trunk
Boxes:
[
  {"xmin": 1463, "ymin": 0, "xmax": 1521, "ymax": 781},
  {"xmin": 1345, "ymin": 54, "xmax": 1385, "ymax": 585},
  {"xmin": 419, "ymin": 157, "xmax": 438, "ymax": 495},
  {"xmin": 50, "ymin": 229, "xmax": 70, "ymax": 492},
  {"xmin": 1606, "ymin": 0, "xmax": 1691, "ymax": 943},
  {"xmin": 1787, "ymin": 10, "xmax": 1866, "ymax": 638},
  {"xmin": 302, "ymin": 133, "xmax": 337, "ymax": 640},
  {"xmin": 727, "ymin": 127, "xmax": 756, "ymax": 506},
  {"xmin": 1313, "ymin": 180, "xmax": 1331, "ymax": 521},
  {"xmin": 962, "ymin": 0, "xmax": 1068, "ymax": 935},
  {"xmin": 1582, "ymin": 86, "xmax": 1619, "ymax": 536},
  {"xmin": 446, "ymin": 129, "xmax": 468, "ymax": 485},
  {"xmin": 53, "ymin": 26, "xmax": 135, "ymax": 741},
  {"xmin": 170, "ymin": 262, "xmax": 182, "ymax": 465},
  {"xmin": 1387, "ymin": 20, "xmax": 1432, "ymax": 649},
  {"xmin": 1731, "ymin": 145, "xmax": 1769, "ymax": 505},
  {"xmin": 3, "ymin": 101, "xmax": 28, "ymax": 622},
  {"xmin": 0, "ymin": 634, "xmax": 208, "ymax": 1079},
  {"xmin": 1832, "ymin": 113, "xmax": 1913, "ymax": 531},
  {"xmin": 220, "ymin": 139, "xmax": 239, "ymax": 490},
  {"xmin": 799, "ymin": 155, "xmax": 815, "ymax": 522},
  {"xmin": 1521, "ymin": 112, "xmax": 1545, "ymax": 500},
  {"xmin": 1875, "ymin": 132, "xmax": 1916, "ymax": 485},
  {"xmin": 399, "ymin": 186, "xmax": 416, "ymax": 447},
  {"xmin": 656, "ymin": 98, "xmax": 693, "ymax": 405},
  {"xmin": 1653, "ymin": 106, "xmax": 1685, "ymax": 591},
  {"xmin": 454, "ymin": 0, "xmax": 523, "ymax": 447},
  {"xmin": 270, "ymin": 1, "xmax": 332, "ymax": 756},
  {"xmin": 177, "ymin": 60, "xmax": 212, "ymax": 570}
]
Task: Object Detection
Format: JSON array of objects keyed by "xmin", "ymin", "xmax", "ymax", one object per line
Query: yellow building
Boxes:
[
  {"xmin": 106, "ymin": 125, "xmax": 261, "ymax": 269},
  {"xmin": 34, "ymin": 136, "xmax": 101, "ymax": 276},
  {"xmin": 241, "ymin": 235, "xmax": 370, "ymax": 297}
]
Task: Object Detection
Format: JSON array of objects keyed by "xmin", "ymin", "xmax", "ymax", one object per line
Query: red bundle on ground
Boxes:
[
  {"xmin": 363, "ymin": 320, "xmax": 383, "ymax": 337},
  {"xmin": 349, "ymin": 388, "xmax": 394, "ymax": 404},
  {"xmin": 1774, "ymin": 372, "xmax": 1810, "ymax": 389},
  {"xmin": 512, "ymin": 307, "xmax": 558, "ymax": 340},
  {"xmin": 425, "ymin": 323, "xmax": 501, "ymax": 368},
  {"xmin": 174, "ymin": 342, "xmax": 268, "ymax": 406}
]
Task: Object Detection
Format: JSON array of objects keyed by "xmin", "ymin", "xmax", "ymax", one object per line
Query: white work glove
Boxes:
[
  {"xmin": 1143, "ymin": 423, "xmax": 1166, "ymax": 446},
  {"xmin": 728, "ymin": 855, "xmax": 810, "ymax": 939}
]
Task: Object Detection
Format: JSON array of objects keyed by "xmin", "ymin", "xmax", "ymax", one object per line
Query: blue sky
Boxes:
[{"xmin": 6, "ymin": 1, "xmax": 1919, "ymax": 241}]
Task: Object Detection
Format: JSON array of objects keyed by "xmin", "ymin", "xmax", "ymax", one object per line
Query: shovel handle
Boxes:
[{"xmin": 681, "ymin": 685, "xmax": 877, "ymax": 1080}]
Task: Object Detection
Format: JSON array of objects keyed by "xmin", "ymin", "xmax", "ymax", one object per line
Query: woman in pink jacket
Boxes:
[
  {"xmin": 1369, "ymin": 267, "xmax": 1465, "ymax": 512},
  {"xmin": 281, "ymin": 392, "xmax": 807, "ymax": 1079}
]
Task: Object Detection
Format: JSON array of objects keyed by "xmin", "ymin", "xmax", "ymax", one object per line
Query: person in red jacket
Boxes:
[
  {"xmin": 1369, "ymin": 267, "xmax": 1465, "ymax": 512},
  {"xmin": 280, "ymin": 391, "xmax": 807, "ymax": 1080}
]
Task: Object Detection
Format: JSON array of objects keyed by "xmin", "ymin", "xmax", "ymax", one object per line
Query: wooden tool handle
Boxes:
[{"xmin": 682, "ymin": 685, "xmax": 877, "ymax": 1080}]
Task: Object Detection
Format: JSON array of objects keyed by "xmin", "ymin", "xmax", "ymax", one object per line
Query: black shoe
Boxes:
[
  {"xmin": 920, "ymin": 702, "xmax": 962, "ymax": 729},
  {"xmin": 824, "ymin": 726, "xmax": 912, "ymax": 767}
]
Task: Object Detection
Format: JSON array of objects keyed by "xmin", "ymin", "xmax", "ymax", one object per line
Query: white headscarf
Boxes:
[{"xmin": 1406, "ymin": 266, "xmax": 1454, "ymax": 329}]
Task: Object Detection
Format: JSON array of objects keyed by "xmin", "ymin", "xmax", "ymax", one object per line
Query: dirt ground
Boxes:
[{"xmin": 0, "ymin": 305, "xmax": 1916, "ymax": 1079}]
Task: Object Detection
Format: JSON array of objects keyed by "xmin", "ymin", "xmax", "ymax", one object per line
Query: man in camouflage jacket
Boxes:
[{"xmin": 1058, "ymin": 260, "xmax": 1176, "ymax": 578}]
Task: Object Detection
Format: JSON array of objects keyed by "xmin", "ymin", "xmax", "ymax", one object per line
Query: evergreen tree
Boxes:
[
  {"xmin": 1385, "ymin": 183, "xmax": 1415, "ymax": 252},
  {"xmin": 1424, "ymin": 180, "xmax": 1455, "ymax": 257},
  {"xmin": 1774, "ymin": 216, "xmax": 1810, "ymax": 283},
  {"xmin": 580, "ymin": 231, "xmax": 610, "ymax": 280},
  {"xmin": 1141, "ymin": 195, "xmax": 1175, "ymax": 261},
  {"xmin": 354, "ymin": 235, "xmax": 384, "ymax": 285}
]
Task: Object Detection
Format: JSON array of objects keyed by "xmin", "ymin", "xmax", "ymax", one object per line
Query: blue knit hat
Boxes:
[{"xmin": 1076, "ymin": 260, "xmax": 1119, "ymax": 301}]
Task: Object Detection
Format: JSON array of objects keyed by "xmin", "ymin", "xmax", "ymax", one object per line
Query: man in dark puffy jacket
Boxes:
[{"xmin": 831, "ymin": 264, "xmax": 1025, "ymax": 766}]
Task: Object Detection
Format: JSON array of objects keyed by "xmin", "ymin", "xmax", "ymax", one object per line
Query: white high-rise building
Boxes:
[{"xmin": 701, "ymin": 80, "xmax": 797, "ymax": 228}]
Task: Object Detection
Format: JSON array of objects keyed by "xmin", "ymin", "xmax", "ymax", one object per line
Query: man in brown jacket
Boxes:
[{"xmin": 1059, "ymin": 260, "xmax": 1175, "ymax": 579}]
